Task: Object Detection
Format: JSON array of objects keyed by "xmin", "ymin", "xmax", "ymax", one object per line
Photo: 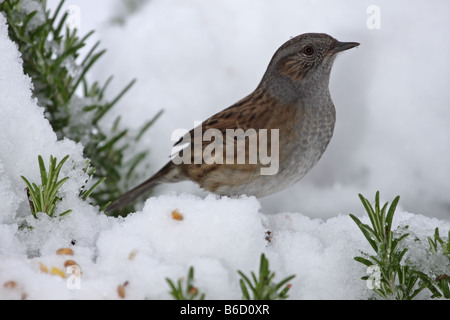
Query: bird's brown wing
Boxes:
[
  {"xmin": 171, "ymin": 88, "xmax": 299, "ymax": 188},
  {"xmin": 173, "ymin": 88, "xmax": 279, "ymax": 160},
  {"xmin": 173, "ymin": 90, "xmax": 264, "ymax": 148},
  {"xmin": 175, "ymin": 87, "xmax": 295, "ymax": 142}
]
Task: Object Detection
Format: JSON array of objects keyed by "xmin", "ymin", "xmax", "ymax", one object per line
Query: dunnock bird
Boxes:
[{"xmin": 107, "ymin": 33, "xmax": 359, "ymax": 212}]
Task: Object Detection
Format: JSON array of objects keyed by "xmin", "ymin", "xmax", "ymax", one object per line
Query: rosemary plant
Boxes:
[
  {"xmin": 21, "ymin": 155, "xmax": 72, "ymax": 218},
  {"xmin": 0, "ymin": 0, "xmax": 162, "ymax": 214},
  {"xmin": 166, "ymin": 267, "xmax": 206, "ymax": 300},
  {"xmin": 351, "ymin": 192, "xmax": 449, "ymax": 300},
  {"xmin": 238, "ymin": 253, "xmax": 295, "ymax": 300}
]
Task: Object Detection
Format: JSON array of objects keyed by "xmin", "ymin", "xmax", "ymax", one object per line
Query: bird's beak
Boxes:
[{"xmin": 333, "ymin": 41, "xmax": 360, "ymax": 52}]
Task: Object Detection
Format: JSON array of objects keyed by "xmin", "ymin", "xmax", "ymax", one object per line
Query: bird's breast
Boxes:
[{"xmin": 272, "ymin": 100, "xmax": 336, "ymax": 188}]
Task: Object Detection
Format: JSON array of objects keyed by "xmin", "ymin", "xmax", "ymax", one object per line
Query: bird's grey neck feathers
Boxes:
[{"xmin": 260, "ymin": 66, "xmax": 333, "ymax": 109}]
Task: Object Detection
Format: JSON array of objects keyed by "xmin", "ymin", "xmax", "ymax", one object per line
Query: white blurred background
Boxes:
[{"xmin": 48, "ymin": 0, "xmax": 450, "ymax": 220}]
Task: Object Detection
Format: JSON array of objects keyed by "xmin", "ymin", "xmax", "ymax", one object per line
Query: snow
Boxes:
[{"xmin": 0, "ymin": 0, "xmax": 449, "ymax": 300}]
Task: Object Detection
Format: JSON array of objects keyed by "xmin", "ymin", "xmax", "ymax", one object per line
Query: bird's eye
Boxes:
[{"xmin": 303, "ymin": 45, "xmax": 315, "ymax": 56}]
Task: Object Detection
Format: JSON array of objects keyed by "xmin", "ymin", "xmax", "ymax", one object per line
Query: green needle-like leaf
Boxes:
[
  {"xmin": 238, "ymin": 254, "xmax": 295, "ymax": 300},
  {"xmin": 166, "ymin": 267, "xmax": 205, "ymax": 300},
  {"xmin": 21, "ymin": 155, "xmax": 71, "ymax": 218}
]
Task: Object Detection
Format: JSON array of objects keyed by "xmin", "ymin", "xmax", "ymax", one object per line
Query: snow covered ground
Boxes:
[{"xmin": 0, "ymin": 0, "xmax": 449, "ymax": 300}]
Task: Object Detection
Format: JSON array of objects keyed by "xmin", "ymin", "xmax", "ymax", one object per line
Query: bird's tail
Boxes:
[{"xmin": 106, "ymin": 162, "xmax": 179, "ymax": 214}]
